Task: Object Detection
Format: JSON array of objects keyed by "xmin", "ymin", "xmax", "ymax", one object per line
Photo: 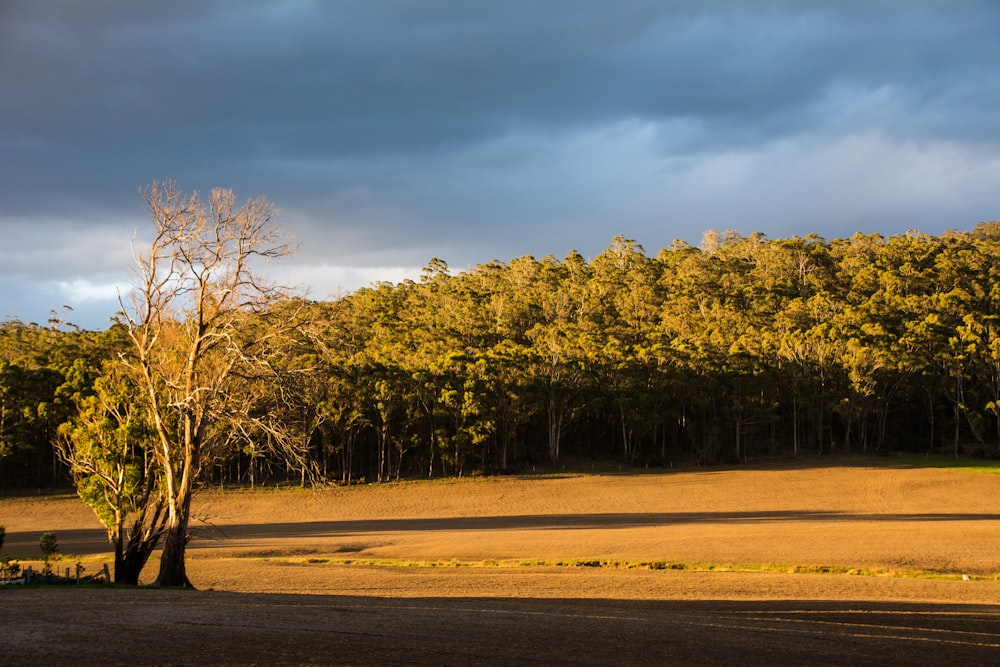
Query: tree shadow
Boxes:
[{"xmin": 198, "ymin": 509, "xmax": 1000, "ymax": 542}]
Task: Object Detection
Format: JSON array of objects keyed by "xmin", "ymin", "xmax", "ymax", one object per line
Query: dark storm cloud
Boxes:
[
  {"xmin": 2, "ymin": 0, "xmax": 999, "ymax": 328},
  {"xmin": 6, "ymin": 2, "xmax": 996, "ymax": 167}
]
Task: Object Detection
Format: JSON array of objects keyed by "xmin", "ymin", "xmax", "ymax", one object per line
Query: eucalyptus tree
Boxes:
[
  {"xmin": 396, "ymin": 261, "xmax": 494, "ymax": 473},
  {"xmin": 588, "ymin": 238, "xmax": 665, "ymax": 463},
  {"xmin": 0, "ymin": 360, "xmax": 67, "ymax": 487},
  {"xmin": 120, "ymin": 181, "xmax": 292, "ymax": 587},
  {"xmin": 0, "ymin": 361, "xmax": 31, "ymax": 482},
  {"xmin": 56, "ymin": 361, "xmax": 166, "ymax": 584},
  {"xmin": 962, "ymin": 234, "xmax": 1000, "ymax": 450},
  {"xmin": 474, "ymin": 257, "xmax": 543, "ymax": 469},
  {"xmin": 353, "ymin": 282, "xmax": 421, "ymax": 480},
  {"xmin": 526, "ymin": 252, "xmax": 596, "ymax": 464},
  {"xmin": 421, "ymin": 264, "xmax": 501, "ymax": 474},
  {"xmin": 324, "ymin": 302, "xmax": 374, "ymax": 484},
  {"xmin": 217, "ymin": 308, "xmax": 325, "ymax": 488}
]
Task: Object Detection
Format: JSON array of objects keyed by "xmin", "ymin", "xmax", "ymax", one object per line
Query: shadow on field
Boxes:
[
  {"xmin": 7, "ymin": 509, "xmax": 999, "ymax": 557},
  {"xmin": 200, "ymin": 510, "xmax": 1000, "ymax": 542},
  {"xmin": 2, "ymin": 527, "xmax": 107, "ymax": 558},
  {"xmin": 1, "ymin": 588, "xmax": 997, "ymax": 665}
]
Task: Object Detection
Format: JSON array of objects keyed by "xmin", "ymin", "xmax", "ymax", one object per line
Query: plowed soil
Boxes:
[{"xmin": 2, "ymin": 459, "xmax": 999, "ymax": 665}]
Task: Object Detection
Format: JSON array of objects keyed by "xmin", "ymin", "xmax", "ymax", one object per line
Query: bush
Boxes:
[
  {"xmin": 39, "ymin": 532, "xmax": 58, "ymax": 560},
  {"xmin": 0, "ymin": 557, "xmax": 20, "ymax": 582}
]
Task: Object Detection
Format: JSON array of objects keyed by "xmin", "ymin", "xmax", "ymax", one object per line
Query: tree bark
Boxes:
[
  {"xmin": 155, "ymin": 512, "xmax": 192, "ymax": 587},
  {"xmin": 155, "ymin": 489, "xmax": 193, "ymax": 588}
]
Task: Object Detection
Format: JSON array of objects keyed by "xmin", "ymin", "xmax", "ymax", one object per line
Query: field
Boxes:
[{"xmin": 2, "ymin": 458, "xmax": 999, "ymax": 665}]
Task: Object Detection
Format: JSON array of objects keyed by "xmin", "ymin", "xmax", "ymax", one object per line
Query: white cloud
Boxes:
[
  {"xmin": 271, "ymin": 120, "xmax": 1000, "ymax": 271},
  {"xmin": 55, "ymin": 278, "xmax": 127, "ymax": 304},
  {"xmin": 272, "ymin": 263, "xmax": 425, "ymax": 301},
  {"xmin": 662, "ymin": 131, "xmax": 1000, "ymax": 238}
]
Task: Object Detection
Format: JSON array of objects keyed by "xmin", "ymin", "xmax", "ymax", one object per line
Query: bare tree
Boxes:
[
  {"xmin": 218, "ymin": 329, "xmax": 326, "ymax": 489},
  {"xmin": 120, "ymin": 181, "xmax": 292, "ymax": 587}
]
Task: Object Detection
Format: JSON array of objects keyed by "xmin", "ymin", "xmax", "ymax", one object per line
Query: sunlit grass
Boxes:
[
  {"xmin": 890, "ymin": 454, "xmax": 1000, "ymax": 475},
  {"xmin": 224, "ymin": 554, "xmax": 998, "ymax": 582}
]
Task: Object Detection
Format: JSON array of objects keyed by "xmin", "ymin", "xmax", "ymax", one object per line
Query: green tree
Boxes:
[
  {"xmin": 526, "ymin": 252, "xmax": 595, "ymax": 464},
  {"xmin": 56, "ymin": 361, "xmax": 166, "ymax": 584}
]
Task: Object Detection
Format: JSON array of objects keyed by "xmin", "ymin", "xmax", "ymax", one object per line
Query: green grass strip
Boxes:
[
  {"xmin": 885, "ymin": 454, "xmax": 1000, "ymax": 475},
  {"xmin": 225, "ymin": 554, "xmax": 999, "ymax": 582}
]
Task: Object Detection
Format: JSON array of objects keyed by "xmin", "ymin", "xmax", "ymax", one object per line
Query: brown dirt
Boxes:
[{"xmin": 2, "ymin": 460, "xmax": 999, "ymax": 665}]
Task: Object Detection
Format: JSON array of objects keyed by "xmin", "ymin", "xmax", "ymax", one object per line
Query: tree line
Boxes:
[
  {"xmin": 228, "ymin": 224, "xmax": 1000, "ymax": 480},
  {"xmin": 1, "ymin": 181, "xmax": 998, "ymax": 584},
  {"xmin": 6, "ymin": 225, "xmax": 1000, "ymax": 493}
]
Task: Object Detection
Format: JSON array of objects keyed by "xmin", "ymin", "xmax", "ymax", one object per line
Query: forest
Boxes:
[{"xmin": 4, "ymin": 224, "xmax": 1000, "ymax": 492}]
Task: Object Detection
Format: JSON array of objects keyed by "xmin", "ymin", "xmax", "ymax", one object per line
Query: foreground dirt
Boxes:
[
  {"xmin": 3, "ymin": 586, "xmax": 999, "ymax": 666},
  {"xmin": 2, "ymin": 460, "xmax": 999, "ymax": 665}
]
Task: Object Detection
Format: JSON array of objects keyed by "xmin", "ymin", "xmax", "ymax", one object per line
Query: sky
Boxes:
[{"xmin": 2, "ymin": 1, "xmax": 999, "ymax": 330}]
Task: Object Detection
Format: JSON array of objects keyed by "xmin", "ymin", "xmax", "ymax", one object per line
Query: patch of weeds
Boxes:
[
  {"xmin": 888, "ymin": 455, "xmax": 1000, "ymax": 475},
  {"xmin": 1, "ymin": 557, "xmax": 21, "ymax": 581},
  {"xmin": 204, "ymin": 554, "xmax": 1000, "ymax": 582}
]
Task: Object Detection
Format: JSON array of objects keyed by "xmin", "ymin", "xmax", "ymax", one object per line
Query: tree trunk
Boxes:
[
  {"xmin": 117, "ymin": 542, "xmax": 150, "ymax": 586},
  {"xmin": 953, "ymin": 371, "xmax": 961, "ymax": 459},
  {"xmin": 791, "ymin": 390, "xmax": 799, "ymax": 456},
  {"xmin": 154, "ymin": 493, "xmax": 193, "ymax": 588},
  {"xmin": 113, "ymin": 539, "xmax": 126, "ymax": 584},
  {"xmin": 548, "ymin": 400, "xmax": 562, "ymax": 465}
]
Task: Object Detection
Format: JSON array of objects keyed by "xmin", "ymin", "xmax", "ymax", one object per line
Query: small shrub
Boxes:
[
  {"xmin": 38, "ymin": 532, "xmax": 59, "ymax": 579},
  {"xmin": 39, "ymin": 531, "xmax": 59, "ymax": 560},
  {"xmin": 1, "ymin": 557, "xmax": 20, "ymax": 581}
]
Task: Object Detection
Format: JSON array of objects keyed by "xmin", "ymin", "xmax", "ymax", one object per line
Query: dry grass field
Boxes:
[{"xmin": 2, "ymin": 458, "xmax": 999, "ymax": 665}]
